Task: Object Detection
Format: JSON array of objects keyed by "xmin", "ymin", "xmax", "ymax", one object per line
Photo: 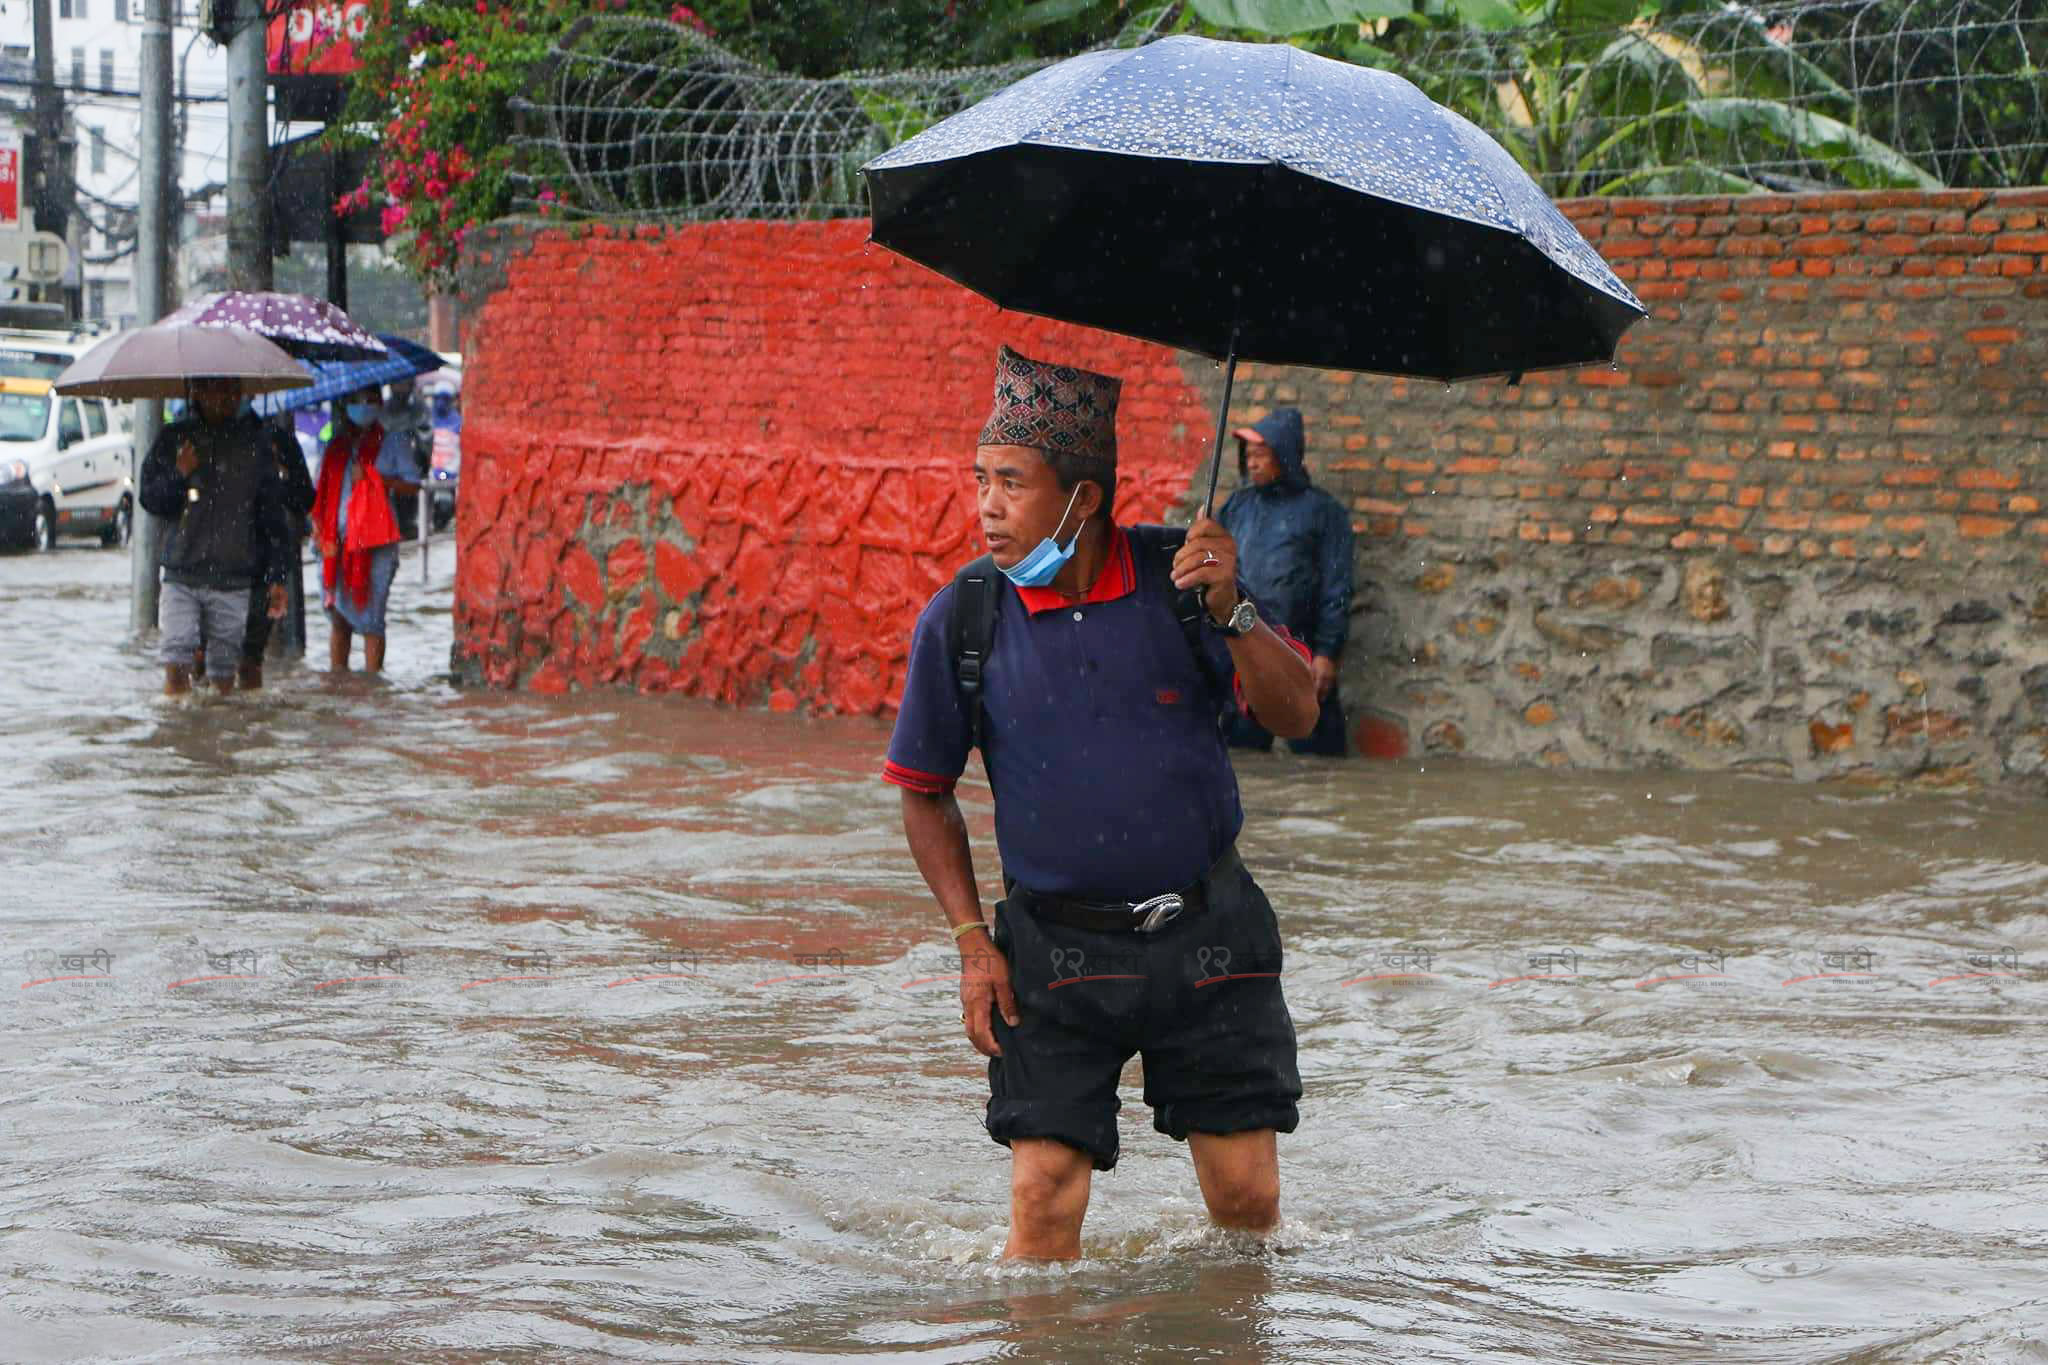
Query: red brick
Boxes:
[
  {"xmin": 1956, "ymin": 468, "xmax": 2021, "ymax": 491},
  {"xmin": 1446, "ymin": 456, "xmax": 1500, "ymax": 475},
  {"xmin": 1958, "ymin": 515, "xmax": 2014, "ymax": 538},
  {"xmin": 1692, "ymin": 505, "xmax": 1749, "ymax": 530}
]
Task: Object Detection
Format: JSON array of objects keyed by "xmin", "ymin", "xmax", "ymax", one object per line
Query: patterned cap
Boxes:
[{"xmin": 977, "ymin": 344, "xmax": 1120, "ymax": 464}]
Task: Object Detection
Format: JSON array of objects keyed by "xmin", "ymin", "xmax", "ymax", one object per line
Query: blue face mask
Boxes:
[
  {"xmin": 345, "ymin": 403, "xmax": 376, "ymax": 426},
  {"xmin": 999, "ymin": 484, "xmax": 1084, "ymax": 589}
]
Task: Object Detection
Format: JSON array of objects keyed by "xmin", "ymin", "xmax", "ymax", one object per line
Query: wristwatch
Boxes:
[{"xmin": 1213, "ymin": 597, "xmax": 1258, "ymax": 638}]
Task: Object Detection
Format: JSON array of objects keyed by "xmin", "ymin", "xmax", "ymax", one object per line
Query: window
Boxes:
[
  {"xmin": 85, "ymin": 400, "xmax": 108, "ymax": 437},
  {"xmin": 89, "ymin": 127, "xmax": 105, "ymax": 174},
  {"xmin": 100, "ymin": 50, "xmax": 114, "ymax": 91},
  {"xmin": 70, "ymin": 48, "xmax": 84, "ymax": 89},
  {"xmin": 86, "ymin": 280, "xmax": 105, "ymax": 320},
  {"xmin": 59, "ymin": 401, "xmax": 84, "ymax": 448},
  {"xmin": 116, "ymin": 0, "xmax": 129, "ymax": 21}
]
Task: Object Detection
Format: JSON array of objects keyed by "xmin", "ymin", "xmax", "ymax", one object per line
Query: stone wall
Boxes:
[{"xmin": 453, "ymin": 191, "xmax": 2048, "ymax": 789}]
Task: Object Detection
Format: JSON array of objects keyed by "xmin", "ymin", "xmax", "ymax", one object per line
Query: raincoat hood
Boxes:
[{"xmin": 1236, "ymin": 407, "xmax": 1310, "ymax": 492}]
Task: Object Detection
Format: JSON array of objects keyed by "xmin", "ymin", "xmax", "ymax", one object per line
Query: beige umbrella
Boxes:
[{"xmin": 53, "ymin": 320, "xmax": 314, "ymax": 400}]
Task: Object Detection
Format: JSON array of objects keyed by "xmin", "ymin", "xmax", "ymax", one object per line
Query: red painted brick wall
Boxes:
[{"xmin": 451, "ymin": 220, "xmax": 1213, "ymax": 712}]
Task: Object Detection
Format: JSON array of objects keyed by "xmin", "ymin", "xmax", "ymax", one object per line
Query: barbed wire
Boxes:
[
  {"xmin": 503, "ymin": 5, "xmax": 1174, "ymax": 221},
  {"xmin": 506, "ymin": 1, "xmax": 2044, "ymax": 222}
]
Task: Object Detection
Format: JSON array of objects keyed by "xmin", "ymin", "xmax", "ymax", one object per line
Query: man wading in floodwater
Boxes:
[{"xmin": 886, "ymin": 345, "xmax": 1319, "ymax": 1260}]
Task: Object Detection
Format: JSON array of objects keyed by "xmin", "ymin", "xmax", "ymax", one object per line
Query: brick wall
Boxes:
[
  {"xmin": 1211, "ymin": 187, "xmax": 2047, "ymax": 787},
  {"xmin": 449, "ymin": 219, "xmax": 1212, "ymax": 712},
  {"xmin": 454, "ymin": 190, "xmax": 2048, "ymax": 789}
]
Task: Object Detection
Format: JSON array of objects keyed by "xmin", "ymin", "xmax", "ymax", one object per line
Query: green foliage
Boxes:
[
  {"xmin": 1187, "ymin": 0, "xmax": 1411, "ymax": 36},
  {"xmin": 1187, "ymin": 0, "xmax": 1956, "ymax": 195}
]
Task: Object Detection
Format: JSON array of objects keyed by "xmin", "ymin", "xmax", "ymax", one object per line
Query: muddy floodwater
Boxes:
[{"xmin": 3, "ymin": 542, "xmax": 2045, "ymax": 1363}]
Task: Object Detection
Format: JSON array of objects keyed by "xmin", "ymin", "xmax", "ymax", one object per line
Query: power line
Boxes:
[{"xmin": 0, "ymin": 72, "xmax": 226, "ymax": 102}]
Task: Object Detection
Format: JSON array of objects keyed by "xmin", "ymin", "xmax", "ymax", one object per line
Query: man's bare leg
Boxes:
[
  {"xmin": 163, "ymin": 664, "xmax": 192, "ymax": 697},
  {"xmin": 1003, "ymin": 1137, "xmax": 1093, "ymax": 1261},
  {"xmin": 1188, "ymin": 1129, "xmax": 1280, "ymax": 1233},
  {"xmin": 238, "ymin": 659, "xmax": 263, "ymax": 690},
  {"xmin": 329, "ymin": 621, "xmax": 352, "ymax": 673},
  {"xmin": 364, "ymin": 632, "xmax": 386, "ymax": 674}
]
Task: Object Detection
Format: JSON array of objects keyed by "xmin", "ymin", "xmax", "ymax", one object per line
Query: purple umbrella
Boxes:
[{"xmin": 161, "ymin": 291, "xmax": 388, "ymax": 362}]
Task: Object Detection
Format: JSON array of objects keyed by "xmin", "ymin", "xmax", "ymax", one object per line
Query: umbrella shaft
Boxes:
[{"xmin": 1202, "ymin": 348, "xmax": 1238, "ymax": 518}]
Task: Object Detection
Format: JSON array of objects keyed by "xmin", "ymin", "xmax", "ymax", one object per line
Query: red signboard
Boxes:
[
  {"xmin": 268, "ymin": 1, "xmax": 371, "ymax": 77},
  {"xmin": 0, "ymin": 129, "xmax": 21, "ymax": 229}
]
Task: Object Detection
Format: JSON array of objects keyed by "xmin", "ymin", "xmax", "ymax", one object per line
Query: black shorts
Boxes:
[{"xmin": 983, "ymin": 856, "xmax": 1301, "ymax": 1172}]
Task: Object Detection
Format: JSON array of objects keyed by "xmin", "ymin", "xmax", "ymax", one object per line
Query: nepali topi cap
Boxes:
[{"xmin": 978, "ymin": 344, "xmax": 1120, "ymax": 465}]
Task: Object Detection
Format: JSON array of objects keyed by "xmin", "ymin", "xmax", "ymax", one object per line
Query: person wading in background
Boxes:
[
  {"xmin": 313, "ymin": 385, "xmax": 418, "ymax": 674},
  {"xmin": 1217, "ymin": 408, "xmax": 1356, "ymax": 756},
  {"xmin": 235, "ymin": 408, "xmax": 318, "ymax": 690},
  {"xmin": 139, "ymin": 378, "xmax": 292, "ymax": 697},
  {"xmin": 886, "ymin": 344, "xmax": 1319, "ymax": 1262}
]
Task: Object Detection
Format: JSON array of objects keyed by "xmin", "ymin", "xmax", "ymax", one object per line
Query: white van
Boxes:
[{"xmin": 0, "ymin": 376, "xmax": 135, "ymax": 550}]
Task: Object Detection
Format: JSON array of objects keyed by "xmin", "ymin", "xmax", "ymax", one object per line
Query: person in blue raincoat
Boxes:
[{"xmin": 1217, "ymin": 408, "xmax": 1356, "ymax": 756}]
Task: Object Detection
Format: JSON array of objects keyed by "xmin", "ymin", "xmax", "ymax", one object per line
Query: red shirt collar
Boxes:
[{"xmin": 1013, "ymin": 525, "xmax": 1136, "ymax": 615}]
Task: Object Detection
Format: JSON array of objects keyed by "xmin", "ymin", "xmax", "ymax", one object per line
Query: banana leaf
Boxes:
[{"xmin": 1681, "ymin": 97, "xmax": 1942, "ymax": 189}]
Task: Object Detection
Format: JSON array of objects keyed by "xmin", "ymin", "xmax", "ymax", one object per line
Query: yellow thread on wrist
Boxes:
[{"xmin": 950, "ymin": 920, "xmax": 989, "ymax": 941}]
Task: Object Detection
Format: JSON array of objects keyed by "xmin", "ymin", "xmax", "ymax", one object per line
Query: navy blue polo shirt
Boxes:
[{"xmin": 884, "ymin": 525, "xmax": 1252, "ymax": 901}]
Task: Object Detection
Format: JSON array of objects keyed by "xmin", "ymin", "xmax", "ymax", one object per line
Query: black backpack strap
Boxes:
[
  {"xmin": 1128, "ymin": 525, "xmax": 1231, "ymax": 708},
  {"xmin": 946, "ymin": 553, "xmax": 1001, "ymax": 752}
]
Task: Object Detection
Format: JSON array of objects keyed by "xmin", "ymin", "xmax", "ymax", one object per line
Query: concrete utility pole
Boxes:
[
  {"xmin": 226, "ymin": 0, "xmax": 272, "ymax": 291},
  {"xmin": 29, "ymin": 0, "xmax": 72, "ymax": 315},
  {"xmin": 130, "ymin": 0, "xmax": 175, "ymax": 632}
]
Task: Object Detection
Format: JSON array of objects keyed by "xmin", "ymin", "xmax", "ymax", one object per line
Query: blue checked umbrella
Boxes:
[
  {"xmin": 862, "ymin": 35, "xmax": 1647, "ymax": 513},
  {"xmin": 252, "ymin": 335, "xmax": 445, "ymax": 417}
]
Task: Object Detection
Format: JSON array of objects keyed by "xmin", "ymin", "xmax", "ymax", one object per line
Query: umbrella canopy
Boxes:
[
  {"xmin": 251, "ymin": 335, "xmax": 445, "ymax": 416},
  {"xmin": 53, "ymin": 321, "xmax": 313, "ymax": 400},
  {"xmin": 160, "ymin": 291, "xmax": 388, "ymax": 362},
  {"xmin": 862, "ymin": 35, "xmax": 1645, "ymax": 383}
]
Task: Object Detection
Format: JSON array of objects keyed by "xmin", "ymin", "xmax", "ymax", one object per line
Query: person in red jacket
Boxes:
[{"xmin": 311, "ymin": 385, "xmax": 419, "ymax": 674}]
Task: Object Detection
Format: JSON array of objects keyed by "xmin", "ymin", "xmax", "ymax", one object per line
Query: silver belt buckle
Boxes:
[{"xmin": 1129, "ymin": 892, "xmax": 1184, "ymax": 934}]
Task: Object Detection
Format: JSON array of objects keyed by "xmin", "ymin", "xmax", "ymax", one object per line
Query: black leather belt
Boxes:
[{"xmin": 1012, "ymin": 846, "xmax": 1240, "ymax": 935}]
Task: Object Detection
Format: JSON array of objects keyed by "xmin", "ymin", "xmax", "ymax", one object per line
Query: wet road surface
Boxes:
[{"xmin": 2, "ymin": 541, "xmax": 2045, "ymax": 1362}]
